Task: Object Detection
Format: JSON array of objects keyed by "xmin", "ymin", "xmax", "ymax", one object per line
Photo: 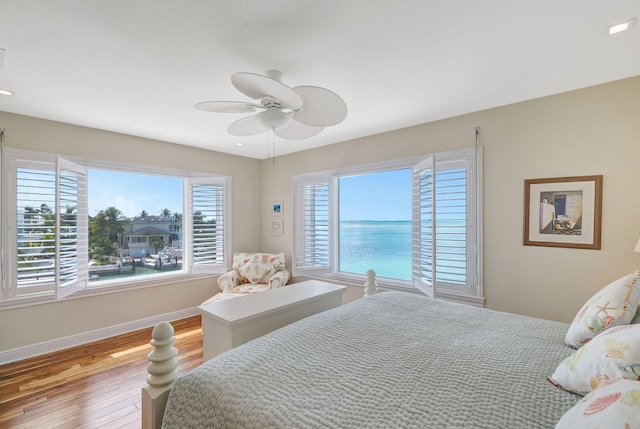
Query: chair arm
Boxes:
[
  {"xmin": 217, "ymin": 270, "xmax": 241, "ymax": 293},
  {"xmin": 268, "ymin": 269, "xmax": 291, "ymax": 289}
]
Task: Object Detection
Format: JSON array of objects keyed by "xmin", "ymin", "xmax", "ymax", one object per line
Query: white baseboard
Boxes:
[{"xmin": 0, "ymin": 307, "xmax": 200, "ymax": 365}]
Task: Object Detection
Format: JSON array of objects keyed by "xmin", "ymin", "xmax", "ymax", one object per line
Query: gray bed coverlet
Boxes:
[{"xmin": 162, "ymin": 292, "xmax": 579, "ymax": 428}]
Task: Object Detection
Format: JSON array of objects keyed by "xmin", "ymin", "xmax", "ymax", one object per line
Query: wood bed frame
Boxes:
[
  {"xmin": 141, "ymin": 270, "xmax": 379, "ymax": 429},
  {"xmin": 141, "ymin": 321, "xmax": 179, "ymax": 429}
]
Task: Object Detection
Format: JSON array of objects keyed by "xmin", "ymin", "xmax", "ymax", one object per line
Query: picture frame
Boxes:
[
  {"xmin": 523, "ymin": 175, "xmax": 603, "ymax": 249},
  {"xmin": 272, "ymin": 200, "xmax": 283, "ymax": 217},
  {"xmin": 271, "ymin": 218, "xmax": 284, "ymax": 236}
]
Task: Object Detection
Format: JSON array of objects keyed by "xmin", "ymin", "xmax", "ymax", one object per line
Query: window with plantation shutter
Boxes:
[
  {"xmin": 188, "ymin": 177, "xmax": 229, "ymax": 274},
  {"xmin": 293, "ymin": 146, "xmax": 482, "ymax": 306},
  {"xmin": 2, "ymin": 148, "xmax": 230, "ymax": 308},
  {"xmin": 413, "ymin": 155, "xmax": 476, "ymax": 300},
  {"xmin": 6, "ymin": 157, "xmax": 88, "ymax": 300},
  {"xmin": 292, "ymin": 177, "xmax": 333, "ymax": 277}
]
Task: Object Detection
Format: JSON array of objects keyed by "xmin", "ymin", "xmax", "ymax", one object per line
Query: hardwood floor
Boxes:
[{"xmin": 0, "ymin": 316, "xmax": 203, "ymax": 429}]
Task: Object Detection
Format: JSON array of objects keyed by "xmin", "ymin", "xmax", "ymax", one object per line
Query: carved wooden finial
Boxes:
[
  {"xmin": 146, "ymin": 321, "xmax": 179, "ymax": 388},
  {"xmin": 364, "ymin": 269, "xmax": 379, "ymax": 297}
]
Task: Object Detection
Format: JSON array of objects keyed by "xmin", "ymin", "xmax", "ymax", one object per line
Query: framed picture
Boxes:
[
  {"xmin": 272, "ymin": 200, "xmax": 283, "ymax": 217},
  {"xmin": 271, "ymin": 219, "xmax": 284, "ymax": 236},
  {"xmin": 523, "ymin": 175, "xmax": 603, "ymax": 249}
]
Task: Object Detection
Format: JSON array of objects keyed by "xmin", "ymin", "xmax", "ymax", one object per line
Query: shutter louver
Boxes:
[
  {"xmin": 412, "ymin": 156, "xmax": 435, "ymax": 297},
  {"xmin": 192, "ymin": 184, "xmax": 223, "ymax": 264},
  {"xmin": 293, "ymin": 178, "xmax": 332, "ymax": 276},
  {"xmin": 16, "ymin": 165, "xmax": 57, "ymax": 294},
  {"xmin": 189, "ymin": 177, "xmax": 227, "ymax": 274},
  {"xmin": 56, "ymin": 158, "xmax": 87, "ymax": 298},
  {"xmin": 434, "ymin": 167, "xmax": 467, "ymax": 286}
]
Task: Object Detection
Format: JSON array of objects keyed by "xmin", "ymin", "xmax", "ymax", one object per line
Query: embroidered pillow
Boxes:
[
  {"xmin": 565, "ymin": 273, "xmax": 640, "ymax": 348},
  {"xmin": 239, "ymin": 262, "xmax": 276, "ymax": 284},
  {"xmin": 555, "ymin": 378, "xmax": 640, "ymax": 428},
  {"xmin": 549, "ymin": 324, "xmax": 640, "ymax": 395}
]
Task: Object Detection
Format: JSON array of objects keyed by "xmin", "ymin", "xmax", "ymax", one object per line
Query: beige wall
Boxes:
[
  {"xmin": 0, "ymin": 112, "xmax": 262, "ymax": 351},
  {"xmin": 1, "ymin": 75, "xmax": 639, "ymax": 355},
  {"xmin": 261, "ymin": 76, "xmax": 640, "ymax": 323}
]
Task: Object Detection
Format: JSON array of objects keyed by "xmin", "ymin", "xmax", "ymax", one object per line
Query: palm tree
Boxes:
[
  {"xmin": 139, "ymin": 210, "xmax": 148, "ymax": 218},
  {"xmin": 160, "ymin": 208, "xmax": 172, "ymax": 217},
  {"xmin": 150, "ymin": 236, "xmax": 165, "ymax": 253},
  {"xmin": 89, "ymin": 207, "xmax": 129, "ymax": 261},
  {"xmin": 101, "ymin": 206, "xmax": 129, "ymax": 242}
]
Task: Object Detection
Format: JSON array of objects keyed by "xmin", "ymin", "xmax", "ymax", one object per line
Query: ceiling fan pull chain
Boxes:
[{"xmin": 270, "ymin": 127, "xmax": 276, "ymax": 165}]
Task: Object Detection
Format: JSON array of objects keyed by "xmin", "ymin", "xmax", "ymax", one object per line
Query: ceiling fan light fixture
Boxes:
[{"xmin": 257, "ymin": 108, "xmax": 291, "ymax": 130}]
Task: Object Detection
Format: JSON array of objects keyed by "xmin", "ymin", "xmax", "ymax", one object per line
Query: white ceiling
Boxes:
[{"xmin": 0, "ymin": 1, "xmax": 638, "ymax": 159}]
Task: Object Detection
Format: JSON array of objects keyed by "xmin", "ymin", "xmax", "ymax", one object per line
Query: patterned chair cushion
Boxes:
[{"xmin": 215, "ymin": 252, "xmax": 290, "ymax": 294}]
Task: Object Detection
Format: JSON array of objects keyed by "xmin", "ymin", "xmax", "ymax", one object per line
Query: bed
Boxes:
[{"xmin": 152, "ymin": 291, "xmax": 580, "ymax": 428}]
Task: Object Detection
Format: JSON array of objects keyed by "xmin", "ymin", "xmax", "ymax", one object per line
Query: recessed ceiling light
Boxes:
[
  {"xmin": 235, "ymin": 142, "xmax": 244, "ymax": 147},
  {"xmin": 0, "ymin": 89, "xmax": 14, "ymax": 96},
  {"xmin": 607, "ymin": 18, "xmax": 636, "ymax": 35}
]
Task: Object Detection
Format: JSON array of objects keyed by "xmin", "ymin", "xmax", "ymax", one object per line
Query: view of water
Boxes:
[
  {"xmin": 340, "ymin": 221, "xmax": 412, "ymax": 281},
  {"xmin": 89, "ymin": 265, "xmax": 181, "ymax": 282}
]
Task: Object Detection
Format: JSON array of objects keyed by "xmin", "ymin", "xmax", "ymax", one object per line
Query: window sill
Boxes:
[
  {"xmin": 298, "ymin": 273, "xmax": 485, "ymax": 307},
  {"xmin": 0, "ymin": 272, "xmax": 216, "ymax": 311}
]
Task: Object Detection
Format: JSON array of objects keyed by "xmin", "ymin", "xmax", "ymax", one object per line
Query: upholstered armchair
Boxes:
[{"xmin": 216, "ymin": 252, "xmax": 291, "ymax": 295}]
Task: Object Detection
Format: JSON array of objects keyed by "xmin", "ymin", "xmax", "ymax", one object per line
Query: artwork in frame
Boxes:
[
  {"xmin": 271, "ymin": 219, "xmax": 284, "ymax": 236},
  {"xmin": 523, "ymin": 175, "xmax": 603, "ymax": 249},
  {"xmin": 272, "ymin": 200, "xmax": 283, "ymax": 217}
]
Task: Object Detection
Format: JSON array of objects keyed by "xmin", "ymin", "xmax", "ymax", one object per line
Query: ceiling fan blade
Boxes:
[
  {"xmin": 292, "ymin": 86, "xmax": 347, "ymax": 127},
  {"xmin": 194, "ymin": 101, "xmax": 260, "ymax": 113},
  {"xmin": 228, "ymin": 115, "xmax": 269, "ymax": 136},
  {"xmin": 275, "ymin": 119, "xmax": 324, "ymax": 140},
  {"xmin": 232, "ymin": 72, "xmax": 303, "ymax": 111}
]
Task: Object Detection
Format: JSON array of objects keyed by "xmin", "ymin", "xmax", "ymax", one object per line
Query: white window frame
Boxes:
[
  {"xmin": 0, "ymin": 148, "xmax": 231, "ymax": 309},
  {"xmin": 292, "ymin": 147, "xmax": 483, "ymax": 306}
]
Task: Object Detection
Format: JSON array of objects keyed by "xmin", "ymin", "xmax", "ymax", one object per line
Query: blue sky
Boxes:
[
  {"xmin": 339, "ymin": 168, "xmax": 412, "ymax": 221},
  {"xmin": 88, "ymin": 169, "xmax": 183, "ymax": 218},
  {"xmin": 88, "ymin": 167, "xmax": 412, "ymax": 221}
]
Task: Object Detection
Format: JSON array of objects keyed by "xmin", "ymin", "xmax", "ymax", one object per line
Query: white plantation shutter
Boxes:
[
  {"xmin": 8, "ymin": 156, "xmax": 87, "ymax": 300},
  {"xmin": 433, "ymin": 160, "xmax": 469, "ymax": 294},
  {"xmin": 412, "ymin": 150, "xmax": 479, "ymax": 300},
  {"xmin": 412, "ymin": 156, "xmax": 435, "ymax": 297},
  {"xmin": 187, "ymin": 177, "xmax": 229, "ymax": 274},
  {"xmin": 292, "ymin": 175, "xmax": 333, "ymax": 276},
  {"xmin": 56, "ymin": 158, "xmax": 87, "ymax": 298},
  {"xmin": 13, "ymin": 159, "xmax": 57, "ymax": 297}
]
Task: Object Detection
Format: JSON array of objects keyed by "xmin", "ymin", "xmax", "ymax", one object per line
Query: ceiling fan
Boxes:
[{"xmin": 194, "ymin": 70, "xmax": 347, "ymax": 140}]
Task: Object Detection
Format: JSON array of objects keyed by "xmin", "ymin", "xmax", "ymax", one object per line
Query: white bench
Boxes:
[{"xmin": 198, "ymin": 280, "xmax": 346, "ymax": 361}]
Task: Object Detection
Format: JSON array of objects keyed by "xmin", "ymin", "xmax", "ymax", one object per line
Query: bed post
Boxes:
[
  {"xmin": 364, "ymin": 269, "xmax": 379, "ymax": 296},
  {"xmin": 142, "ymin": 321, "xmax": 179, "ymax": 429}
]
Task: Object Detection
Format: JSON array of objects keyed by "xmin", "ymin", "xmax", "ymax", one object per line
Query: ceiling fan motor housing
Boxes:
[{"xmin": 257, "ymin": 107, "xmax": 292, "ymax": 129}]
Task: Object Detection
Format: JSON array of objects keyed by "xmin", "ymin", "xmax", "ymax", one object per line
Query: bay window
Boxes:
[
  {"xmin": 1, "ymin": 148, "xmax": 230, "ymax": 307},
  {"xmin": 292, "ymin": 147, "xmax": 483, "ymax": 305}
]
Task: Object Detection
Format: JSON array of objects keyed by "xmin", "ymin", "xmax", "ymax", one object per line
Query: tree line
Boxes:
[{"xmin": 89, "ymin": 207, "xmax": 180, "ymax": 264}]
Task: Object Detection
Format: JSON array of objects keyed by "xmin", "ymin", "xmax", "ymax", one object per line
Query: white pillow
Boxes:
[
  {"xmin": 555, "ymin": 378, "xmax": 640, "ymax": 428},
  {"xmin": 550, "ymin": 324, "xmax": 640, "ymax": 395},
  {"xmin": 565, "ymin": 273, "xmax": 640, "ymax": 348}
]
